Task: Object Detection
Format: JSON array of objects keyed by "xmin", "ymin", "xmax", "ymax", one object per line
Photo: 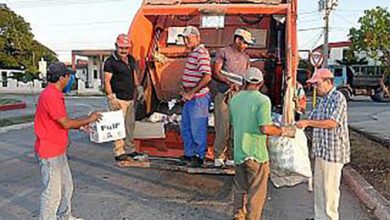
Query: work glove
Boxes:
[
  {"xmin": 107, "ymin": 94, "xmax": 121, "ymax": 110},
  {"xmin": 136, "ymin": 86, "xmax": 145, "ymax": 102},
  {"xmin": 281, "ymin": 124, "xmax": 297, "ymax": 138}
]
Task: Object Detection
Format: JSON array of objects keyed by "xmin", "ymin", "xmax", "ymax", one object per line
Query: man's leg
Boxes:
[
  {"xmin": 233, "ymin": 163, "xmax": 247, "ymax": 220},
  {"xmin": 57, "ymin": 155, "xmax": 74, "ymax": 220},
  {"xmin": 191, "ymin": 95, "xmax": 209, "ymax": 159},
  {"xmin": 181, "ymin": 100, "xmax": 194, "ymax": 157},
  {"xmin": 109, "ymin": 99, "xmax": 129, "ymax": 157},
  {"xmin": 122, "ymin": 100, "xmax": 136, "ymax": 153},
  {"xmin": 246, "ymin": 160, "xmax": 269, "ymax": 220},
  {"xmin": 314, "ymin": 157, "xmax": 326, "ymax": 220},
  {"xmin": 213, "ymin": 92, "xmax": 230, "ymax": 160},
  {"xmin": 39, "ymin": 155, "xmax": 62, "ymax": 220},
  {"xmin": 323, "ymin": 159, "xmax": 344, "ymax": 220}
]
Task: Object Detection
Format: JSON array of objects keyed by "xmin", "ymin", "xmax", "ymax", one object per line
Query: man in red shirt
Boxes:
[{"xmin": 34, "ymin": 62, "xmax": 101, "ymax": 220}]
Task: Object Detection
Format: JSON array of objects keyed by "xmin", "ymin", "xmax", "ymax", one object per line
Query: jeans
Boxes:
[
  {"xmin": 180, "ymin": 94, "xmax": 210, "ymax": 159},
  {"xmin": 38, "ymin": 154, "xmax": 74, "ymax": 220}
]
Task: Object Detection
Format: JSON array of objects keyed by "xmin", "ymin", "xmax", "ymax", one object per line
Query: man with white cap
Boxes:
[
  {"xmin": 297, "ymin": 68, "xmax": 350, "ymax": 220},
  {"xmin": 179, "ymin": 26, "xmax": 212, "ymax": 167},
  {"xmin": 229, "ymin": 67, "xmax": 296, "ymax": 220},
  {"xmin": 104, "ymin": 33, "xmax": 146, "ymax": 162},
  {"xmin": 212, "ymin": 28, "xmax": 253, "ymax": 167}
]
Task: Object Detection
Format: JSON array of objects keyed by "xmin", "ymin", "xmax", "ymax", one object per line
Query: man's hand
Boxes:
[
  {"xmin": 136, "ymin": 86, "xmax": 145, "ymax": 102},
  {"xmin": 296, "ymin": 120, "xmax": 309, "ymax": 129},
  {"xmin": 88, "ymin": 111, "xmax": 103, "ymax": 123},
  {"xmin": 281, "ymin": 125, "xmax": 297, "ymax": 138},
  {"xmin": 230, "ymin": 84, "xmax": 240, "ymax": 92},
  {"xmin": 107, "ymin": 94, "xmax": 121, "ymax": 110},
  {"xmin": 182, "ymin": 91, "xmax": 195, "ymax": 101}
]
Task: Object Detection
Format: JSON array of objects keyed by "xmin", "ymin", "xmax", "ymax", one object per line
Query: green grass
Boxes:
[
  {"xmin": 0, "ymin": 114, "xmax": 35, "ymax": 127},
  {"xmin": 0, "ymin": 98, "xmax": 23, "ymax": 105}
]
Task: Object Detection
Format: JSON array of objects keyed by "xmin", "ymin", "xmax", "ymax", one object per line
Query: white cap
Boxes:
[
  {"xmin": 234, "ymin": 28, "xmax": 255, "ymax": 44},
  {"xmin": 244, "ymin": 67, "xmax": 264, "ymax": 84},
  {"xmin": 180, "ymin": 26, "xmax": 200, "ymax": 37}
]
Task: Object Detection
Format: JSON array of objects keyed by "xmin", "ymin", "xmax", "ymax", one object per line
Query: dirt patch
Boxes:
[{"xmin": 349, "ymin": 130, "xmax": 390, "ymax": 200}]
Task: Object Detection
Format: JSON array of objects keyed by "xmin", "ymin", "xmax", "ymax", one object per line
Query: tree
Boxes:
[
  {"xmin": 349, "ymin": 6, "xmax": 390, "ymax": 97},
  {"xmin": 0, "ymin": 4, "xmax": 57, "ymax": 76}
]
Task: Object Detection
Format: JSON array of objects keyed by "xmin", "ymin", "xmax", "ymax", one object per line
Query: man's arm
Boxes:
[
  {"xmin": 296, "ymin": 119, "xmax": 338, "ymax": 129},
  {"xmin": 56, "ymin": 112, "xmax": 102, "ymax": 130},
  {"xmin": 104, "ymin": 72, "xmax": 113, "ymax": 96},
  {"xmin": 182, "ymin": 74, "xmax": 211, "ymax": 101},
  {"xmin": 213, "ymin": 61, "xmax": 231, "ymax": 84},
  {"xmin": 260, "ymin": 125, "xmax": 282, "ymax": 136}
]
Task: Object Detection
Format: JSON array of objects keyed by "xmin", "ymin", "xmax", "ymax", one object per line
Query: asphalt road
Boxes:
[{"xmin": 2, "ymin": 95, "xmax": 387, "ymax": 219}]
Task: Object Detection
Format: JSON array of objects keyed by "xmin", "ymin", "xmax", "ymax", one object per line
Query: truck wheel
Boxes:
[
  {"xmin": 339, "ymin": 88, "xmax": 351, "ymax": 101},
  {"xmin": 371, "ymin": 90, "xmax": 390, "ymax": 102}
]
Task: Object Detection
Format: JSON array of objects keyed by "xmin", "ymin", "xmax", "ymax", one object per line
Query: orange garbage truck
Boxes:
[{"xmin": 124, "ymin": 0, "xmax": 298, "ymax": 172}]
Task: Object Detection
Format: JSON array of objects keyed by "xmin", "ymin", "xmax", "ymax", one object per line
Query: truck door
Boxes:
[{"xmin": 333, "ymin": 66, "xmax": 345, "ymax": 88}]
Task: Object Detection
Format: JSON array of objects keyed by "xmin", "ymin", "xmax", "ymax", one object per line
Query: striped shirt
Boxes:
[
  {"xmin": 308, "ymin": 88, "xmax": 350, "ymax": 164},
  {"xmin": 182, "ymin": 44, "xmax": 211, "ymax": 95}
]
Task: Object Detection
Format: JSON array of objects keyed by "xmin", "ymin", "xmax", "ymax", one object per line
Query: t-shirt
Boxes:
[
  {"xmin": 229, "ymin": 90, "xmax": 272, "ymax": 164},
  {"xmin": 215, "ymin": 46, "xmax": 250, "ymax": 93},
  {"xmin": 34, "ymin": 84, "xmax": 68, "ymax": 159},
  {"xmin": 104, "ymin": 53, "xmax": 136, "ymax": 100},
  {"xmin": 181, "ymin": 44, "xmax": 211, "ymax": 95}
]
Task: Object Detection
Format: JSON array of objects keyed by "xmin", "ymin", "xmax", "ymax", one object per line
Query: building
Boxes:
[
  {"xmin": 313, "ymin": 41, "xmax": 378, "ymax": 65},
  {"xmin": 71, "ymin": 49, "xmax": 114, "ymax": 92}
]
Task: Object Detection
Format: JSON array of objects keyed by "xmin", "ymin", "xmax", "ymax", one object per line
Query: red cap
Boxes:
[
  {"xmin": 116, "ymin": 34, "xmax": 129, "ymax": 47},
  {"xmin": 306, "ymin": 68, "xmax": 334, "ymax": 84}
]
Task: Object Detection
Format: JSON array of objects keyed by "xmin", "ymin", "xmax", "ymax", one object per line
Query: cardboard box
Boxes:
[{"xmin": 90, "ymin": 110, "xmax": 126, "ymax": 143}]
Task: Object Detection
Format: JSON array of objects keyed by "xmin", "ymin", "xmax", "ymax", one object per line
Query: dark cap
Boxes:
[{"xmin": 47, "ymin": 62, "xmax": 75, "ymax": 82}]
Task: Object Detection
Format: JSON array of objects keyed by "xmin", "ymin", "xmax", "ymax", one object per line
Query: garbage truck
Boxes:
[{"xmin": 123, "ymin": 0, "xmax": 299, "ymax": 173}]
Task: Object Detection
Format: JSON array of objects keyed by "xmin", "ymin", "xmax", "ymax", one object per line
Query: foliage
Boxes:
[
  {"xmin": 0, "ymin": 5, "xmax": 58, "ymax": 76},
  {"xmin": 349, "ymin": 6, "xmax": 390, "ymax": 79}
]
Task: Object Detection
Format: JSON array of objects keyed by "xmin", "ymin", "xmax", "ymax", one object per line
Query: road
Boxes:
[{"xmin": 0, "ymin": 95, "xmax": 385, "ymax": 220}]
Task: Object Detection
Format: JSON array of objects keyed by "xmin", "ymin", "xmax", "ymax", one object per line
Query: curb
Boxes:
[
  {"xmin": 349, "ymin": 125, "xmax": 390, "ymax": 149},
  {"xmin": 0, "ymin": 102, "xmax": 26, "ymax": 111},
  {"xmin": 0, "ymin": 122, "xmax": 34, "ymax": 134},
  {"xmin": 343, "ymin": 165, "xmax": 390, "ymax": 220}
]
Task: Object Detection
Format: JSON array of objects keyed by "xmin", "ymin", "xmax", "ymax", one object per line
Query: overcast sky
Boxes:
[{"xmin": 1, "ymin": 0, "xmax": 389, "ymax": 62}]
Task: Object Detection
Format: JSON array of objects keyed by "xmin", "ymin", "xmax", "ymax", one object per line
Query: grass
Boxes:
[
  {"xmin": 0, "ymin": 98, "xmax": 23, "ymax": 105},
  {"xmin": 0, "ymin": 114, "xmax": 35, "ymax": 127}
]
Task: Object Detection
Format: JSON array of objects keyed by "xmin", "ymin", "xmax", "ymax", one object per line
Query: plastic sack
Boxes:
[{"xmin": 268, "ymin": 128, "xmax": 312, "ymax": 188}]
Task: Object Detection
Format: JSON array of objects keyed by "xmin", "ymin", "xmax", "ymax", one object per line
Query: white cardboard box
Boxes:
[{"xmin": 90, "ymin": 110, "xmax": 126, "ymax": 143}]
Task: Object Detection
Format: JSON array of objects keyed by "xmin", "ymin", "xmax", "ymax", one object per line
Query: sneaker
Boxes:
[
  {"xmin": 114, "ymin": 154, "xmax": 132, "ymax": 162},
  {"xmin": 214, "ymin": 158, "xmax": 225, "ymax": 167},
  {"xmin": 179, "ymin": 155, "xmax": 193, "ymax": 163},
  {"xmin": 190, "ymin": 156, "xmax": 204, "ymax": 168},
  {"xmin": 225, "ymin": 159, "xmax": 235, "ymax": 166},
  {"xmin": 127, "ymin": 152, "xmax": 148, "ymax": 161}
]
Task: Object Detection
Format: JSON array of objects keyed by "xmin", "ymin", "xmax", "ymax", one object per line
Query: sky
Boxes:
[{"xmin": 1, "ymin": 0, "xmax": 389, "ymax": 62}]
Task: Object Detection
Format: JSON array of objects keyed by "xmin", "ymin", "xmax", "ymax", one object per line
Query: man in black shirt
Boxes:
[{"xmin": 104, "ymin": 33, "xmax": 146, "ymax": 162}]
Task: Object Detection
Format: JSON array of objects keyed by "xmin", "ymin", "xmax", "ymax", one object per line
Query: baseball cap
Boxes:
[
  {"xmin": 244, "ymin": 67, "xmax": 264, "ymax": 84},
  {"xmin": 116, "ymin": 33, "xmax": 130, "ymax": 47},
  {"xmin": 306, "ymin": 68, "xmax": 334, "ymax": 84},
  {"xmin": 47, "ymin": 62, "xmax": 75, "ymax": 82},
  {"xmin": 180, "ymin": 26, "xmax": 200, "ymax": 37},
  {"xmin": 234, "ymin": 28, "xmax": 255, "ymax": 45}
]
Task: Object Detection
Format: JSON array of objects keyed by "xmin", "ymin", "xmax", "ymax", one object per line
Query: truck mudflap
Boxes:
[{"xmin": 117, "ymin": 157, "xmax": 235, "ymax": 175}]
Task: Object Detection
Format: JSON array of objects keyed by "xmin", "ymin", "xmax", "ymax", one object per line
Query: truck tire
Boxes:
[
  {"xmin": 338, "ymin": 88, "xmax": 352, "ymax": 101},
  {"xmin": 371, "ymin": 90, "xmax": 390, "ymax": 102}
]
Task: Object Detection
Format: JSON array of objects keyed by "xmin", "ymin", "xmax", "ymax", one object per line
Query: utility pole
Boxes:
[{"xmin": 319, "ymin": 0, "xmax": 338, "ymax": 68}]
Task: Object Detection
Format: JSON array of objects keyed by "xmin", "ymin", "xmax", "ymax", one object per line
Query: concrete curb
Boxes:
[
  {"xmin": 0, "ymin": 122, "xmax": 34, "ymax": 134},
  {"xmin": 343, "ymin": 165, "xmax": 390, "ymax": 220},
  {"xmin": 349, "ymin": 125, "xmax": 390, "ymax": 149},
  {"xmin": 0, "ymin": 102, "xmax": 26, "ymax": 111}
]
